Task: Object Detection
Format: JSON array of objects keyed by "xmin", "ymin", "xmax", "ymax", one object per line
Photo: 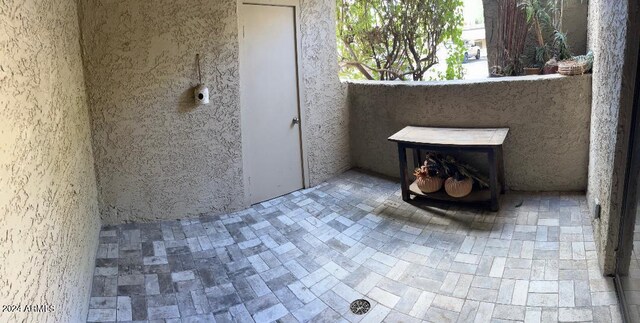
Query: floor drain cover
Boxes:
[{"xmin": 350, "ymin": 299, "xmax": 371, "ymax": 315}]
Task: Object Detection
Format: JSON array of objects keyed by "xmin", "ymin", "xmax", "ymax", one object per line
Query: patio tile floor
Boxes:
[{"xmin": 87, "ymin": 170, "xmax": 621, "ymax": 322}]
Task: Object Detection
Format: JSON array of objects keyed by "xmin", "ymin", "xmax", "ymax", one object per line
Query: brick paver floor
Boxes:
[{"xmin": 87, "ymin": 170, "xmax": 621, "ymax": 322}]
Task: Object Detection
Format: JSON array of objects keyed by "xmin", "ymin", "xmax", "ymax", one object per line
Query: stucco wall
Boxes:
[
  {"xmin": 80, "ymin": 0, "xmax": 245, "ymax": 224},
  {"xmin": 586, "ymin": 0, "xmax": 639, "ymax": 274},
  {"xmin": 0, "ymin": 0, "xmax": 100, "ymax": 322},
  {"xmin": 301, "ymin": 0, "xmax": 351, "ymax": 185},
  {"xmin": 80, "ymin": 0, "xmax": 349, "ymax": 224},
  {"xmin": 348, "ymin": 74, "xmax": 592, "ymax": 191}
]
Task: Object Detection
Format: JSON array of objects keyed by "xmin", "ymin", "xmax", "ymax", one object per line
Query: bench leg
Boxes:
[
  {"xmin": 488, "ymin": 148, "xmax": 499, "ymax": 211},
  {"xmin": 398, "ymin": 144, "xmax": 410, "ymax": 201},
  {"xmin": 498, "ymin": 146, "xmax": 505, "ymax": 194}
]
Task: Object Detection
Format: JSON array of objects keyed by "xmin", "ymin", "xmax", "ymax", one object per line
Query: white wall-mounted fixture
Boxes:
[{"xmin": 194, "ymin": 54, "xmax": 210, "ymax": 105}]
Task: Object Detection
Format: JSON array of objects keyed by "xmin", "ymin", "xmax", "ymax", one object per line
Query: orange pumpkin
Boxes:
[
  {"xmin": 416, "ymin": 175, "xmax": 443, "ymax": 193},
  {"xmin": 444, "ymin": 177, "xmax": 473, "ymax": 198}
]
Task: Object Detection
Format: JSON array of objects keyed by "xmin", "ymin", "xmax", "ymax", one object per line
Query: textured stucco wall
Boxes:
[
  {"xmin": 80, "ymin": 0, "xmax": 349, "ymax": 224},
  {"xmin": 0, "ymin": 0, "xmax": 100, "ymax": 322},
  {"xmin": 80, "ymin": 0, "xmax": 244, "ymax": 224},
  {"xmin": 586, "ymin": 0, "xmax": 639, "ymax": 274},
  {"xmin": 300, "ymin": 0, "xmax": 351, "ymax": 186},
  {"xmin": 348, "ymin": 74, "xmax": 592, "ymax": 191}
]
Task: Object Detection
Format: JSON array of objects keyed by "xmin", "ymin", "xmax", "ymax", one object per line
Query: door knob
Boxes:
[{"xmin": 292, "ymin": 117, "xmax": 300, "ymax": 125}]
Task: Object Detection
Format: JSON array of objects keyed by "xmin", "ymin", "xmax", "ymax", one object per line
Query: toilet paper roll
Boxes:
[{"xmin": 194, "ymin": 84, "xmax": 210, "ymax": 105}]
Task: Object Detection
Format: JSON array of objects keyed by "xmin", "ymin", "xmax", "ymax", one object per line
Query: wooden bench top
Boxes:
[{"xmin": 388, "ymin": 126, "xmax": 509, "ymax": 146}]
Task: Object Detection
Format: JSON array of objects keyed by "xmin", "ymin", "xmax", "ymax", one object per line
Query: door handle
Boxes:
[{"xmin": 292, "ymin": 117, "xmax": 300, "ymax": 125}]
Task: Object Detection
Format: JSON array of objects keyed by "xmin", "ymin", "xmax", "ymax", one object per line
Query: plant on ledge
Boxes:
[
  {"xmin": 520, "ymin": 0, "xmax": 573, "ymax": 73},
  {"xmin": 493, "ymin": 0, "xmax": 575, "ymax": 76}
]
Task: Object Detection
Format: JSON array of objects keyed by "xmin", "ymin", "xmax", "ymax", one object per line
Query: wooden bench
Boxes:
[{"xmin": 388, "ymin": 126, "xmax": 509, "ymax": 211}]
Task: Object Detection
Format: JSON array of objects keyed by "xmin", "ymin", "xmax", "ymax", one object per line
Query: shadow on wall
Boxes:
[{"xmin": 178, "ymin": 87, "xmax": 198, "ymax": 113}]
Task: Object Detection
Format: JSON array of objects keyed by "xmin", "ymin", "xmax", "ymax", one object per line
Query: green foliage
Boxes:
[
  {"xmin": 336, "ymin": 0, "xmax": 465, "ymax": 81},
  {"xmin": 497, "ymin": 0, "xmax": 575, "ymax": 72},
  {"xmin": 533, "ymin": 46, "xmax": 546, "ymax": 66},
  {"xmin": 444, "ymin": 32, "xmax": 465, "ymax": 80},
  {"xmin": 552, "ymin": 30, "xmax": 572, "ymax": 60},
  {"xmin": 519, "ymin": 0, "xmax": 554, "ymax": 29},
  {"xmin": 518, "ymin": 0, "xmax": 554, "ymax": 64},
  {"xmin": 518, "ymin": 0, "xmax": 572, "ymax": 66}
]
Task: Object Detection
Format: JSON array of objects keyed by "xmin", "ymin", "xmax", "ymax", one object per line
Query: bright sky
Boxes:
[{"xmin": 463, "ymin": 0, "xmax": 485, "ymax": 26}]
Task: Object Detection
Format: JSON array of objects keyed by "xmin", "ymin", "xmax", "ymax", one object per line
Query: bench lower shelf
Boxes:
[{"xmin": 409, "ymin": 181, "xmax": 492, "ymax": 205}]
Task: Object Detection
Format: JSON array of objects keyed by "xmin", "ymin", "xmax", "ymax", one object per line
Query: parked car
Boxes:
[{"xmin": 464, "ymin": 41, "xmax": 481, "ymax": 62}]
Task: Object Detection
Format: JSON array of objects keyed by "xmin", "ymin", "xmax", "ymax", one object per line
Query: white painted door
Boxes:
[{"xmin": 240, "ymin": 4, "xmax": 304, "ymax": 204}]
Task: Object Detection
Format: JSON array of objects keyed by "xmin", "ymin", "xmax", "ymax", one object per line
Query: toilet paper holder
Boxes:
[{"xmin": 194, "ymin": 54, "xmax": 209, "ymax": 105}]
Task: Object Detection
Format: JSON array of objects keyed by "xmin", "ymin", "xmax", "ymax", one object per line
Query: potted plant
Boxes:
[
  {"xmin": 523, "ymin": 64, "xmax": 542, "ymax": 75},
  {"xmin": 519, "ymin": 0, "xmax": 575, "ymax": 76},
  {"xmin": 520, "ymin": 0, "xmax": 553, "ymax": 62},
  {"xmin": 524, "ymin": 45, "xmax": 546, "ymax": 75},
  {"xmin": 543, "ymin": 57, "xmax": 558, "ymax": 74},
  {"xmin": 558, "ymin": 51, "xmax": 594, "ymax": 76},
  {"xmin": 551, "ymin": 30, "xmax": 572, "ymax": 61},
  {"xmin": 413, "ymin": 154, "xmax": 444, "ymax": 193},
  {"xmin": 543, "ymin": 31, "xmax": 571, "ymax": 74}
]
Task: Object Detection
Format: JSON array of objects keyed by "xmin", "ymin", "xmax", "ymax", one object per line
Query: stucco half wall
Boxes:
[
  {"xmin": 348, "ymin": 74, "xmax": 592, "ymax": 191},
  {"xmin": 0, "ymin": 0, "xmax": 101, "ymax": 321}
]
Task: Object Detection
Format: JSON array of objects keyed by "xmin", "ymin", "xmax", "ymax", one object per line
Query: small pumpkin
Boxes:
[
  {"xmin": 444, "ymin": 176, "xmax": 473, "ymax": 198},
  {"xmin": 414, "ymin": 166, "xmax": 443, "ymax": 193}
]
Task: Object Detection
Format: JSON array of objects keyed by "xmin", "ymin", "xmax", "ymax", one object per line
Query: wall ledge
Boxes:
[{"xmin": 343, "ymin": 73, "xmax": 591, "ymax": 87}]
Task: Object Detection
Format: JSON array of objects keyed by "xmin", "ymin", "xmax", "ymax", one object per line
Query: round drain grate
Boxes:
[{"xmin": 350, "ymin": 299, "xmax": 371, "ymax": 315}]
